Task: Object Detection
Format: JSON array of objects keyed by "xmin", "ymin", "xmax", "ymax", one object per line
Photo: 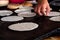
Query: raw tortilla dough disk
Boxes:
[
  {"xmin": 15, "ymin": 9, "xmax": 31, "ymax": 13},
  {"xmin": 47, "ymin": 12, "xmax": 60, "ymax": 16},
  {"xmin": 1, "ymin": 16, "xmax": 24, "ymax": 22},
  {"xmin": 18, "ymin": 12, "xmax": 36, "ymax": 17},
  {"xmin": 15, "ymin": 6, "xmax": 33, "ymax": 13},
  {"xmin": 0, "ymin": 10, "xmax": 13, "ymax": 16},
  {"xmin": 8, "ymin": 22, "xmax": 38, "ymax": 31},
  {"xmin": 49, "ymin": 16, "xmax": 60, "ymax": 21}
]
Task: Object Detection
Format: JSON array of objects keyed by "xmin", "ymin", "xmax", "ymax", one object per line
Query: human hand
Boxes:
[{"xmin": 35, "ymin": 0, "xmax": 51, "ymax": 16}]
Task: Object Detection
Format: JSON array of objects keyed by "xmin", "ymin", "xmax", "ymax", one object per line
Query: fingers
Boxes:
[
  {"xmin": 35, "ymin": 5, "xmax": 43, "ymax": 16},
  {"xmin": 41, "ymin": 5, "xmax": 46, "ymax": 15},
  {"xmin": 46, "ymin": 5, "xmax": 50, "ymax": 16},
  {"xmin": 37, "ymin": 6, "xmax": 43, "ymax": 16}
]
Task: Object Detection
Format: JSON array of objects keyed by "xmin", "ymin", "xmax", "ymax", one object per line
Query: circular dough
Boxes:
[
  {"xmin": 8, "ymin": 22, "xmax": 38, "ymax": 31},
  {"xmin": 1, "ymin": 16, "xmax": 24, "ymax": 22},
  {"xmin": 0, "ymin": 10, "xmax": 13, "ymax": 16},
  {"xmin": 15, "ymin": 9, "xmax": 31, "ymax": 13},
  {"xmin": 49, "ymin": 16, "xmax": 60, "ymax": 22},
  {"xmin": 18, "ymin": 12, "xmax": 36, "ymax": 17},
  {"xmin": 47, "ymin": 12, "xmax": 60, "ymax": 16}
]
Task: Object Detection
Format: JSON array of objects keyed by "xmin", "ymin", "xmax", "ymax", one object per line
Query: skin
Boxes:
[
  {"xmin": 8, "ymin": 0, "xmax": 50, "ymax": 16},
  {"xmin": 35, "ymin": 0, "xmax": 51, "ymax": 16}
]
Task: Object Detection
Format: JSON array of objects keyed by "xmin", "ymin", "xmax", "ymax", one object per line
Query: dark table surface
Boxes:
[{"xmin": 0, "ymin": 6, "xmax": 60, "ymax": 40}]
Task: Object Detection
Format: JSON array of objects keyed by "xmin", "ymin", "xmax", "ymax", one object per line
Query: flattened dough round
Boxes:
[
  {"xmin": 0, "ymin": 10, "xmax": 13, "ymax": 16},
  {"xmin": 15, "ymin": 9, "xmax": 31, "ymax": 13},
  {"xmin": 8, "ymin": 22, "xmax": 38, "ymax": 31},
  {"xmin": 48, "ymin": 12, "xmax": 60, "ymax": 16},
  {"xmin": 49, "ymin": 16, "xmax": 60, "ymax": 21},
  {"xmin": 18, "ymin": 12, "xmax": 36, "ymax": 17},
  {"xmin": 1, "ymin": 16, "xmax": 24, "ymax": 22}
]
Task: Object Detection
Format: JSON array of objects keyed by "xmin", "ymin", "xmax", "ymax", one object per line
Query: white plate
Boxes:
[
  {"xmin": 47, "ymin": 12, "xmax": 60, "ymax": 16},
  {"xmin": 49, "ymin": 16, "xmax": 60, "ymax": 21},
  {"xmin": 1, "ymin": 16, "xmax": 24, "ymax": 22},
  {"xmin": 0, "ymin": 10, "xmax": 13, "ymax": 16},
  {"xmin": 15, "ymin": 9, "xmax": 31, "ymax": 13},
  {"xmin": 8, "ymin": 22, "xmax": 38, "ymax": 31},
  {"xmin": 18, "ymin": 12, "xmax": 36, "ymax": 17}
]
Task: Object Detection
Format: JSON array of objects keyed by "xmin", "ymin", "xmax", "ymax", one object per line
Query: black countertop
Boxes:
[{"xmin": 0, "ymin": 6, "xmax": 60, "ymax": 40}]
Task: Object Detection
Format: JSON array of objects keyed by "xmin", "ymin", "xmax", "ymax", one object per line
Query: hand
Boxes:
[{"xmin": 35, "ymin": 0, "xmax": 51, "ymax": 16}]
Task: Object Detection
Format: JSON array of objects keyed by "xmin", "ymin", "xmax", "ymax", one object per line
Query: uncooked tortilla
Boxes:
[
  {"xmin": 18, "ymin": 12, "xmax": 36, "ymax": 17},
  {"xmin": 15, "ymin": 9, "xmax": 31, "ymax": 13},
  {"xmin": 1, "ymin": 16, "xmax": 24, "ymax": 22},
  {"xmin": 8, "ymin": 22, "xmax": 38, "ymax": 31},
  {"xmin": 47, "ymin": 12, "xmax": 60, "ymax": 16},
  {"xmin": 49, "ymin": 16, "xmax": 60, "ymax": 21},
  {"xmin": 0, "ymin": 10, "xmax": 13, "ymax": 16}
]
